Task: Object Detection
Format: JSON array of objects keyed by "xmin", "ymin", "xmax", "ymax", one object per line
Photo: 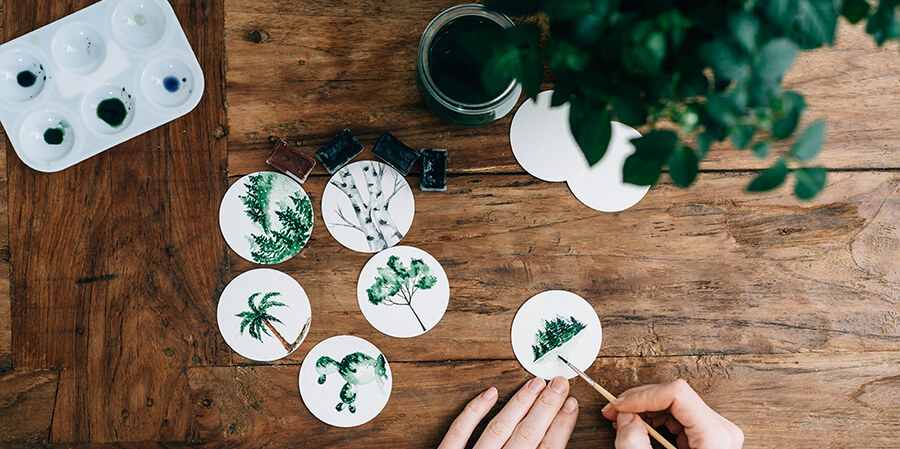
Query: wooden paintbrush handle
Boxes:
[{"xmin": 591, "ymin": 383, "xmax": 677, "ymax": 449}]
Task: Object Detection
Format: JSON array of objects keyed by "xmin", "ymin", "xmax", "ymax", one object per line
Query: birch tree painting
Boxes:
[{"xmin": 324, "ymin": 161, "xmax": 414, "ymax": 253}]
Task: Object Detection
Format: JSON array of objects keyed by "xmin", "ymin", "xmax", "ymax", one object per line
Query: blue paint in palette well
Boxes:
[{"xmin": 163, "ymin": 76, "xmax": 181, "ymax": 92}]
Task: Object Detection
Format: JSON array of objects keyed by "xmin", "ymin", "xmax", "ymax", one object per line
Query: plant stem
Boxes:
[
  {"xmin": 407, "ymin": 304, "xmax": 426, "ymax": 332},
  {"xmin": 263, "ymin": 318, "xmax": 292, "ymax": 353}
]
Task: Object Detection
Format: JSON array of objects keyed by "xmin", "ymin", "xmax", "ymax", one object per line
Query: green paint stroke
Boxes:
[
  {"xmin": 531, "ymin": 315, "xmax": 587, "ymax": 362},
  {"xmin": 316, "ymin": 352, "xmax": 388, "ymax": 414},
  {"xmin": 367, "ymin": 256, "xmax": 437, "ymax": 332},
  {"xmin": 239, "ymin": 173, "xmax": 313, "ymax": 264},
  {"xmin": 235, "ymin": 291, "xmax": 301, "ymax": 354}
]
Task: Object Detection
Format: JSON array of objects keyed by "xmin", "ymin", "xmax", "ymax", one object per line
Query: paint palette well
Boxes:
[{"xmin": 0, "ymin": 0, "xmax": 204, "ymax": 172}]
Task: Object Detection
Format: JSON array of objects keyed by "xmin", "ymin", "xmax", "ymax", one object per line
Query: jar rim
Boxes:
[{"xmin": 417, "ymin": 4, "xmax": 519, "ymax": 114}]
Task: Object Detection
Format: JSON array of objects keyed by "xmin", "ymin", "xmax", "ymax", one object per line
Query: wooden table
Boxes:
[{"xmin": 1, "ymin": 1, "xmax": 899, "ymax": 448}]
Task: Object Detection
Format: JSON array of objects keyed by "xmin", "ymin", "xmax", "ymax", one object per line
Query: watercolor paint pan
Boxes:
[
  {"xmin": 267, "ymin": 139, "xmax": 316, "ymax": 184},
  {"xmin": 0, "ymin": 0, "xmax": 205, "ymax": 173},
  {"xmin": 315, "ymin": 128, "xmax": 363, "ymax": 174},
  {"xmin": 372, "ymin": 132, "xmax": 420, "ymax": 176},
  {"xmin": 420, "ymin": 148, "xmax": 447, "ymax": 192}
]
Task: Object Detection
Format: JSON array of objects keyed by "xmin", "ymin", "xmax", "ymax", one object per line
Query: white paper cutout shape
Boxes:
[
  {"xmin": 510, "ymin": 90, "xmax": 591, "ymax": 182},
  {"xmin": 217, "ymin": 268, "xmax": 312, "ymax": 362},
  {"xmin": 299, "ymin": 335, "xmax": 393, "ymax": 427},
  {"xmin": 219, "ymin": 171, "xmax": 314, "ymax": 264},
  {"xmin": 357, "ymin": 246, "xmax": 450, "ymax": 338},
  {"xmin": 511, "ymin": 290, "xmax": 602, "ymax": 380},
  {"xmin": 322, "ymin": 160, "xmax": 415, "ymax": 253},
  {"xmin": 567, "ymin": 122, "xmax": 651, "ymax": 212}
]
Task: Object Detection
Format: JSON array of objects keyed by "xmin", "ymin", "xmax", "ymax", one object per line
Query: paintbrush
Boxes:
[{"xmin": 558, "ymin": 355, "xmax": 677, "ymax": 449}]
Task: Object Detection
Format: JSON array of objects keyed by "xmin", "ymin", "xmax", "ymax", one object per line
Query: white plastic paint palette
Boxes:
[{"xmin": 0, "ymin": 0, "xmax": 204, "ymax": 172}]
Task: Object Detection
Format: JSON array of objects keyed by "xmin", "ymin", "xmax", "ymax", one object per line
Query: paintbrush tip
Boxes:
[{"xmin": 557, "ymin": 354, "xmax": 570, "ymax": 364}]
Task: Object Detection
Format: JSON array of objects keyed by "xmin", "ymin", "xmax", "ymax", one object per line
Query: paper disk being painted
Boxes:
[
  {"xmin": 299, "ymin": 335, "xmax": 393, "ymax": 427},
  {"xmin": 321, "ymin": 160, "xmax": 415, "ymax": 253},
  {"xmin": 217, "ymin": 269, "xmax": 312, "ymax": 362},
  {"xmin": 510, "ymin": 290, "xmax": 602, "ymax": 379},
  {"xmin": 357, "ymin": 246, "xmax": 450, "ymax": 338}
]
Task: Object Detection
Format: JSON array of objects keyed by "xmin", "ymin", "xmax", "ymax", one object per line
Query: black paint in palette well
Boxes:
[
  {"xmin": 43, "ymin": 128, "xmax": 64, "ymax": 145},
  {"xmin": 372, "ymin": 132, "xmax": 420, "ymax": 176},
  {"xmin": 17, "ymin": 70, "xmax": 37, "ymax": 88},
  {"xmin": 316, "ymin": 129, "xmax": 364, "ymax": 174},
  {"xmin": 97, "ymin": 98, "xmax": 127, "ymax": 127},
  {"xmin": 420, "ymin": 149, "xmax": 447, "ymax": 192}
]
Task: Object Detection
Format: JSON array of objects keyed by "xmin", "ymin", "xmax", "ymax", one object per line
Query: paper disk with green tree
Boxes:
[
  {"xmin": 239, "ymin": 173, "xmax": 313, "ymax": 264},
  {"xmin": 366, "ymin": 255, "xmax": 438, "ymax": 332}
]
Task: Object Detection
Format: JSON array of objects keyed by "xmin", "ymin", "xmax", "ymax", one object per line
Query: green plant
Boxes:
[
  {"xmin": 532, "ymin": 315, "xmax": 587, "ymax": 361},
  {"xmin": 479, "ymin": 0, "xmax": 900, "ymax": 199},
  {"xmin": 236, "ymin": 292, "xmax": 295, "ymax": 352},
  {"xmin": 367, "ymin": 255, "xmax": 438, "ymax": 331},
  {"xmin": 239, "ymin": 173, "xmax": 314, "ymax": 264}
]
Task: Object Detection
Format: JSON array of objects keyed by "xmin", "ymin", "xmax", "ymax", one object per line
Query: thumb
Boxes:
[{"xmin": 615, "ymin": 413, "xmax": 652, "ymax": 449}]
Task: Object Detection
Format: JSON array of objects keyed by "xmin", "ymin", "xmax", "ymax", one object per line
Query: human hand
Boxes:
[
  {"xmin": 601, "ymin": 379, "xmax": 743, "ymax": 449},
  {"xmin": 437, "ymin": 376, "xmax": 579, "ymax": 449}
]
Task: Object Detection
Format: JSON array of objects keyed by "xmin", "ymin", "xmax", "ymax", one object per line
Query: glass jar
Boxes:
[{"xmin": 416, "ymin": 4, "xmax": 522, "ymax": 127}]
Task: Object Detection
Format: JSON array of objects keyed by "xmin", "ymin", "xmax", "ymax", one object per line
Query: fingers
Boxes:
[
  {"xmin": 615, "ymin": 413, "xmax": 652, "ymax": 449},
  {"xmin": 438, "ymin": 387, "xmax": 499, "ymax": 449},
  {"xmin": 537, "ymin": 397, "xmax": 579, "ymax": 449},
  {"xmin": 608, "ymin": 379, "xmax": 714, "ymax": 430},
  {"xmin": 473, "ymin": 378, "xmax": 546, "ymax": 449},
  {"xmin": 502, "ymin": 376, "xmax": 570, "ymax": 448}
]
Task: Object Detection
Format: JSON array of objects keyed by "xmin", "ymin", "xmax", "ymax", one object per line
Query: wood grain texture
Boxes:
[
  {"xmin": 187, "ymin": 352, "xmax": 900, "ymax": 448},
  {"xmin": 0, "ymin": 370, "xmax": 59, "ymax": 448},
  {"xmin": 224, "ymin": 0, "xmax": 900, "ymax": 177},
  {"xmin": 224, "ymin": 172, "xmax": 900, "ymax": 363},
  {"xmin": 0, "ymin": 0, "xmax": 9, "ymax": 371},
  {"xmin": 3, "ymin": 0, "xmax": 228, "ymax": 442}
]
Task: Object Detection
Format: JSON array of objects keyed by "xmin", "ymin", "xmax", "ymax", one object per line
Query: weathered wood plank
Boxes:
[
  {"xmin": 186, "ymin": 352, "xmax": 900, "ymax": 448},
  {"xmin": 223, "ymin": 172, "xmax": 900, "ymax": 363},
  {"xmin": 224, "ymin": 0, "xmax": 900, "ymax": 176},
  {"xmin": 4, "ymin": 0, "xmax": 228, "ymax": 442},
  {"xmin": 0, "ymin": 370, "xmax": 59, "ymax": 448}
]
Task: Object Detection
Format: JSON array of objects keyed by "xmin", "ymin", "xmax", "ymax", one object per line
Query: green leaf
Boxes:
[
  {"xmin": 623, "ymin": 152, "xmax": 666, "ymax": 186},
  {"xmin": 789, "ymin": 119, "xmax": 826, "ymax": 161},
  {"xmin": 729, "ymin": 125, "xmax": 755, "ymax": 150},
  {"xmin": 747, "ymin": 158, "xmax": 789, "ymax": 192},
  {"xmin": 794, "ymin": 0, "xmax": 840, "ymax": 48},
  {"xmin": 700, "ymin": 39, "xmax": 750, "ymax": 81},
  {"xmin": 842, "ymin": 0, "xmax": 871, "ymax": 23},
  {"xmin": 794, "ymin": 166, "xmax": 828, "ymax": 199},
  {"xmin": 551, "ymin": 81, "xmax": 573, "ymax": 107},
  {"xmin": 866, "ymin": 2, "xmax": 899, "ymax": 45},
  {"xmin": 542, "ymin": 0, "xmax": 594, "ymax": 20},
  {"xmin": 764, "ymin": 0, "xmax": 800, "ymax": 33},
  {"xmin": 696, "ymin": 132, "xmax": 713, "ymax": 159},
  {"xmin": 729, "ymin": 12, "xmax": 760, "ymax": 53},
  {"xmin": 756, "ymin": 38, "xmax": 799, "ymax": 80},
  {"xmin": 668, "ymin": 146, "xmax": 699, "ymax": 187},
  {"xmin": 751, "ymin": 141, "xmax": 771, "ymax": 158},
  {"xmin": 771, "ymin": 91, "xmax": 807, "ymax": 139},
  {"xmin": 632, "ymin": 130, "xmax": 679, "ymax": 159},
  {"xmin": 611, "ymin": 97, "xmax": 647, "ymax": 128},
  {"xmin": 569, "ymin": 99, "xmax": 612, "ymax": 165},
  {"xmin": 484, "ymin": 0, "xmax": 540, "ymax": 16}
]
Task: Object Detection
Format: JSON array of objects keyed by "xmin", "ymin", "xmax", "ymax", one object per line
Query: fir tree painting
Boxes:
[
  {"xmin": 531, "ymin": 315, "xmax": 587, "ymax": 362},
  {"xmin": 366, "ymin": 255, "xmax": 437, "ymax": 332},
  {"xmin": 328, "ymin": 161, "xmax": 408, "ymax": 252},
  {"xmin": 239, "ymin": 173, "xmax": 313, "ymax": 264},
  {"xmin": 235, "ymin": 292, "xmax": 305, "ymax": 354}
]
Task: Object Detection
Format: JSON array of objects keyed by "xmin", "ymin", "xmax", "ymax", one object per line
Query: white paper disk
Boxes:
[
  {"xmin": 511, "ymin": 290, "xmax": 602, "ymax": 380},
  {"xmin": 299, "ymin": 335, "xmax": 393, "ymax": 427},
  {"xmin": 217, "ymin": 269, "xmax": 312, "ymax": 362},
  {"xmin": 219, "ymin": 171, "xmax": 314, "ymax": 264},
  {"xmin": 322, "ymin": 160, "xmax": 415, "ymax": 253},
  {"xmin": 510, "ymin": 90, "xmax": 590, "ymax": 182},
  {"xmin": 357, "ymin": 246, "xmax": 450, "ymax": 338},
  {"xmin": 567, "ymin": 122, "xmax": 651, "ymax": 212}
]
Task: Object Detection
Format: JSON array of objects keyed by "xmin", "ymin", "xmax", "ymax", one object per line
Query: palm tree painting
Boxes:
[{"xmin": 236, "ymin": 291, "xmax": 308, "ymax": 354}]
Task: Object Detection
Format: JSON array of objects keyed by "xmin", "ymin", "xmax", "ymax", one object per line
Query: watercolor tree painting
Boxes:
[
  {"xmin": 235, "ymin": 292, "xmax": 307, "ymax": 355},
  {"xmin": 316, "ymin": 352, "xmax": 389, "ymax": 413},
  {"xmin": 239, "ymin": 173, "xmax": 313, "ymax": 264},
  {"xmin": 532, "ymin": 315, "xmax": 587, "ymax": 362},
  {"xmin": 328, "ymin": 161, "xmax": 408, "ymax": 252},
  {"xmin": 366, "ymin": 255, "xmax": 438, "ymax": 332}
]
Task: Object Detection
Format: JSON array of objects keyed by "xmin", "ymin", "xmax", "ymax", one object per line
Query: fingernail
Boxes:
[
  {"xmin": 481, "ymin": 387, "xmax": 497, "ymax": 401},
  {"xmin": 562, "ymin": 397, "xmax": 577, "ymax": 413},
  {"xmin": 550, "ymin": 376, "xmax": 568, "ymax": 393},
  {"xmin": 601, "ymin": 402, "xmax": 613, "ymax": 412},
  {"xmin": 527, "ymin": 377, "xmax": 546, "ymax": 393}
]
